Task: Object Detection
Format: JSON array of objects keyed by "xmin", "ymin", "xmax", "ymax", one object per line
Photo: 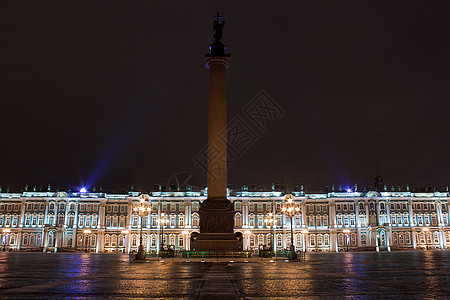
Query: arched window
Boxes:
[
  {"xmin": 351, "ymin": 233, "xmax": 357, "ymax": 246},
  {"xmin": 361, "ymin": 233, "xmax": 366, "ymax": 246},
  {"xmin": 57, "ymin": 214, "xmax": 65, "ymax": 226},
  {"xmin": 338, "ymin": 233, "xmax": 344, "ymax": 247},
  {"xmin": 36, "ymin": 233, "xmax": 42, "ymax": 246},
  {"xmin": 49, "ymin": 203, "xmax": 55, "ymax": 210},
  {"xmin": 317, "ymin": 234, "xmax": 323, "ymax": 246},
  {"xmin": 403, "ymin": 213, "xmax": 409, "ymax": 226},
  {"xmin": 92, "ymin": 214, "xmax": 98, "ymax": 227},
  {"xmin": 111, "ymin": 235, "xmax": 117, "ymax": 247},
  {"xmin": 309, "ymin": 215, "xmax": 315, "ymax": 227},
  {"xmin": 23, "ymin": 234, "xmax": 29, "ymax": 245},
  {"xmin": 294, "ymin": 214, "xmax": 301, "ymax": 227},
  {"xmin": 119, "ymin": 215, "xmax": 125, "ymax": 228},
  {"xmin": 112, "ymin": 215, "xmax": 118, "ymax": 227},
  {"xmin": 393, "ymin": 232, "xmax": 398, "ymax": 245},
  {"xmin": 192, "ymin": 213, "xmax": 199, "ymax": 227},
  {"xmin": 151, "ymin": 234, "xmax": 157, "ymax": 247},
  {"xmin": 405, "ymin": 232, "xmax": 411, "ymax": 244},
  {"xmin": 316, "ymin": 215, "xmax": 322, "ymax": 227},
  {"xmin": 249, "ymin": 214, "xmax": 255, "ymax": 227},
  {"xmin": 431, "ymin": 213, "xmax": 437, "ymax": 226},
  {"xmin": 24, "ymin": 213, "xmax": 31, "ymax": 226},
  {"xmin": 397, "ymin": 213, "xmax": 403, "ymax": 225},
  {"xmin": 105, "ymin": 235, "xmax": 110, "ymax": 247},
  {"xmin": 234, "ymin": 213, "xmax": 242, "ymax": 227},
  {"xmin": 257, "ymin": 234, "xmax": 264, "ymax": 247},
  {"xmin": 105, "ymin": 215, "xmax": 111, "ymax": 227},
  {"xmin": 179, "ymin": 214, "xmax": 185, "ymax": 227},
  {"xmin": 296, "ymin": 234, "xmax": 302, "ymax": 247},
  {"xmin": 350, "ymin": 214, "xmax": 355, "ymax": 226},
  {"xmin": 78, "ymin": 214, "xmax": 85, "ymax": 227},
  {"xmin": 276, "ymin": 234, "xmax": 282, "ymax": 248},
  {"xmin": 398, "ymin": 233, "xmax": 404, "ymax": 245},
  {"xmin": 170, "ymin": 214, "xmax": 176, "ymax": 227},
  {"xmin": 90, "ymin": 235, "xmax": 96, "ymax": 247},
  {"xmin": 337, "ymin": 214, "xmax": 342, "ymax": 226},
  {"xmin": 324, "ymin": 234, "xmax": 330, "ymax": 246},
  {"xmin": 68, "ymin": 214, "xmax": 74, "ymax": 227},
  {"xmin": 69, "ymin": 203, "xmax": 75, "ymax": 211},
  {"xmin": 309, "ymin": 234, "xmax": 316, "ymax": 246},
  {"xmin": 433, "ymin": 231, "xmax": 439, "ymax": 244},
  {"xmin": 257, "ymin": 214, "xmax": 264, "ymax": 227}
]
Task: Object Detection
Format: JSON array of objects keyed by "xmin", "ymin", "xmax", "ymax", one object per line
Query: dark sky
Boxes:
[{"xmin": 2, "ymin": 1, "xmax": 450, "ymax": 193}]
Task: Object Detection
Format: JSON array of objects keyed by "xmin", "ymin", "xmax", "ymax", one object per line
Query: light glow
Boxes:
[{"xmin": 80, "ymin": 188, "xmax": 87, "ymax": 193}]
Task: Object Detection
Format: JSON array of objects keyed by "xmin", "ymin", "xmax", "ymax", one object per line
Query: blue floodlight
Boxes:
[{"xmin": 80, "ymin": 188, "xmax": 87, "ymax": 193}]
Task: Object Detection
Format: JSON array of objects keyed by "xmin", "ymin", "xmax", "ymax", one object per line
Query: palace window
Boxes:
[
  {"xmin": 417, "ymin": 214, "xmax": 423, "ymax": 226},
  {"xmin": 369, "ymin": 203, "xmax": 375, "ymax": 210},
  {"xmin": 105, "ymin": 235, "xmax": 110, "ymax": 247},
  {"xmin": 92, "ymin": 215, "xmax": 98, "ymax": 227},
  {"xmin": 27, "ymin": 203, "xmax": 32, "ymax": 210},
  {"xmin": 113, "ymin": 215, "xmax": 118, "ymax": 227},
  {"xmin": 294, "ymin": 215, "xmax": 301, "ymax": 227},
  {"xmin": 316, "ymin": 215, "xmax": 322, "ymax": 227},
  {"xmin": 423, "ymin": 203, "xmax": 429, "ymax": 210},
  {"xmin": 120, "ymin": 205, "xmax": 125, "ymax": 213},
  {"xmin": 324, "ymin": 234, "xmax": 330, "ymax": 246},
  {"xmin": 170, "ymin": 215, "xmax": 176, "ymax": 227},
  {"xmin": 132, "ymin": 215, "xmax": 138, "ymax": 227},
  {"xmin": 151, "ymin": 235, "xmax": 157, "ymax": 247},
  {"xmin": 315, "ymin": 205, "xmax": 321, "ymax": 212},
  {"xmin": 323, "ymin": 215, "xmax": 329, "ymax": 227},
  {"xmin": 430, "ymin": 203, "xmax": 435, "ymax": 210},
  {"xmin": 336, "ymin": 204, "xmax": 341, "ymax": 211},
  {"xmin": 234, "ymin": 213, "xmax": 242, "ymax": 227},
  {"xmin": 343, "ymin": 215, "xmax": 349, "ymax": 227},
  {"xmin": 170, "ymin": 204, "xmax": 176, "ymax": 211},
  {"xmin": 57, "ymin": 214, "xmax": 65, "ymax": 226},
  {"xmin": 309, "ymin": 215, "xmax": 314, "ymax": 227},
  {"xmin": 36, "ymin": 214, "xmax": 43, "ymax": 226},
  {"xmin": 5, "ymin": 216, "xmax": 11, "ymax": 226},
  {"xmin": 179, "ymin": 215, "xmax": 184, "ymax": 227},
  {"xmin": 25, "ymin": 213, "xmax": 31, "ymax": 226},
  {"xmin": 349, "ymin": 204, "xmax": 354, "ymax": 211},
  {"xmin": 249, "ymin": 203, "xmax": 254, "ymax": 211},
  {"xmin": 33, "ymin": 203, "xmax": 38, "ymax": 210},
  {"xmin": 192, "ymin": 202, "xmax": 199, "ymax": 211},
  {"xmin": 417, "ymin": 203, "xmax": 422, "ymax": 210},
  {"xmin": 360, "ymin": 215, "xmax": 366, "ymax": 227},
  {"xmin": 361, "ymin": 233, "xmax": 366, "ymax": 246},
  {"xmin": 266, "ymin": 203, "xmax": 271, "ymax": 211},
  {"xmin": 380, "ymin": 203, "xmax": 385, "ymax": 210},
  {"xmin": 424, "ymin": 214, "xmax": 430, "ymax": 225},
  {"xmin": 49, "ymin": 203, "xmax": 55, "ymax": 210},
  {"xmin": 337, "ymin": 214, "xmax": 342, "ymax": 226},
  {"xmin": 431, "ymin": 214, "xmax": 437, "ymax": 226},
  {"xmin": 118, "ymin": 215, "xmax": 124, "ymax": 228},
  {"xmin": 443, "ymin": 213, "xmax": 448, "ymax": 226},
  {"xmin": 309, "ymin": 235, "xmax": 316, "ymax": 246},
  {"xmin": 68, "ymin": 215, "xmax": 74, "ymax": 227},
  {"xmin": 59, "ymin": 203, "xmax": 65, "ymax": 211},
  {"xmin": 403, "ymin": 213, "xmax": 409, "ymax": 226},
  {"xmin": 317, "ymin": 234, "xmax": 323, "ymax": 246},
  {"xmin": 396, "ymin": 203, "xmax": 401, "ymax": 210},
  {"xmin": 234, "ymin": 202, "xmax": 241, "ymax": 210},
  {"xmin": 257, "ymin": 214, "xmax": 263, "ymax": 227},
  {"xmin": 397, "ymin": 213, "xmax": 403, "ymax": 225},
  {"xmin": 402, "ymin": 203, "xmax": 407, "ymax": 210},
  {"xmin": 350, "ymin": 214, "xmax": 355, "ymax": 226},
  {"xmin": 151, "ymin": 214, "xmax": 157, "ymax": 227},
  {"xmin": 106, "ymin": 205, "xmax": 111, "ymax": 213},
  {"xmin": 391, "ymin": 214, "xmax": 396, "ymax": 225},
  {"xmin": 257, "ymin": 203, "xmax": 263, "ymax": 211},
  {"xmin": 359, "ymin": 203, "xmax": 364, "ymax": 210},
  {"xmin": 192, "ymin": 214, "xmax": 199, "ymax": 227},
  {"xmin": 106, "ymin": 215, "xmax": 112, "ymax": 227},
  {"xmin": 398, "ymin": 234, "xmax": 404, "ymax": 245},
  {"xmin": 277, "ymin": 235, "xmax": 282, "ymax": 248},
  {"xmin": 249, "ymin": 214, "xmax": 255, "ymax": 227},
  {"xmin": 70, "ymin": 203, "xmax": 75, "ymax": 211},
  {"xmin": 31, "ymin": 214, "xmax": 37, "ymax": 226},
  {"xmin": 113, "ymin": 205, "xmax": 119, "ymax": 213}
]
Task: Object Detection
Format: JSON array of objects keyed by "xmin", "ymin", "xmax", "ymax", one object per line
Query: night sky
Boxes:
[{"xmin": 2, "ymin": 1, "xmax": 450, "ymax": 193}]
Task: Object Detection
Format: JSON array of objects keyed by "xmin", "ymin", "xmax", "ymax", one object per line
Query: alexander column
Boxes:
[{"xmin": 196, "ymin": 13, "xmax": 238, "ymax": 251}]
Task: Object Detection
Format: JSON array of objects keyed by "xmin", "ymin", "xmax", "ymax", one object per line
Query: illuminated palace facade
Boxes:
[{"xmin": 1, "ymin": 189, "xmax": 450, "ymax": 253}]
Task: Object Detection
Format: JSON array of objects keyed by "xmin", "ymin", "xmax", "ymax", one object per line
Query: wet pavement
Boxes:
[{"xmin": 1, "ymin": 251, "xmax": 450, "ymax": 299}]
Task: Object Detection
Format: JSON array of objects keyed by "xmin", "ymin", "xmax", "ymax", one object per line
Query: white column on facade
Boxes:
[
  {"xmin": 355, "ymin": 199, "xmax": 361, "ymax": 247},
  {"xmin": 411, "ymin": 228, "xmax": 417, "ymax": 249},
  {"xmin": 329, "ymin": 201, "xmax": 337, "ymax": 252},
  {"xmin": 42, "ymin": 226, "xmax": 49, "ymax": 252}
]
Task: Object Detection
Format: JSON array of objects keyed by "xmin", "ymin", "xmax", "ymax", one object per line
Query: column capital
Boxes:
[{"xmin": 205, "ymin": 56, "xmax": 230, "ymax": 69}]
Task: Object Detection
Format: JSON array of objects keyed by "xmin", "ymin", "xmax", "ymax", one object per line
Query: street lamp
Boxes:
[
  {"xmin": 282, "ymin": 194, "xmax": 300, "ymax": 259},
  {"xmin": 133, "ymin": 196, "xmax": 151, "ymax": 260},
  {"xmin": 121, "ymin": 230, "xmax": 129, "ymax": 253},
  {"xmin": 83, "ymin": 229, "xmax": 91, "ymax": 253},
  {"xmin": 265, "ymin": 213, "xmax": 274, "ymax": 251},
  {"xmin": 343, "ymin": 229, "xmax": 350, "ymax": 252},
  {"xmin": 158, "ymin": 213, "xmax": 168, "ymax": 251},
  {"xmin": 2, "ymin": 228, "xmax": 11, "ymax": 252},
  {"xmin": 422, "ymin": 227, "xmax": 430, "ymax": 250}
]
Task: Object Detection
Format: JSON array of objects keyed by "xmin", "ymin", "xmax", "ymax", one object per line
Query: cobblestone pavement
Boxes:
[{"xmin": 1, "ymin": 251, "xmax": 450, "ymax": 299}]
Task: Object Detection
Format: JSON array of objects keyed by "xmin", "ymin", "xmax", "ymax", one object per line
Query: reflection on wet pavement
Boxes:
[{"xmin": 1, "ymin": 251, "xmax": 450, "ymax": 298}]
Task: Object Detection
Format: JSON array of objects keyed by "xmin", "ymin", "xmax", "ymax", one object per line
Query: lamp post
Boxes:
[
  {"xmin": 2, "ymin": 228, "xmax": 10, "ymax": 252},
  {"xmin": 422, "ymin": 227, "xmax": 430, "ymax": 250},
  {"xmin": 83, "ymin": 229, "xmax": 91, "ymax": 253},
  {"xmin": 264, "ymin": 213, "xmax": 274, "ymax": 251},
  {"xmin": 282, "ymin": 194, "xmax": 300, "ymax": 259},
  {"xmin": 159, "ymin": 213, "xmax": 168, "ymax": 251},
  {"xmin": 343, "ymin": 229, "xmax": 350, "ymax": 252},
  {"xmin": 133, "ymin": 196, "xmax": 151, "ymax": 260},
  {"xmin": 301, "ymin": 229, "xmax": 308, "ymax": 253},
  {"xmin": 121, "ymin": 230, "xmax": 129, "ymax": 253}
]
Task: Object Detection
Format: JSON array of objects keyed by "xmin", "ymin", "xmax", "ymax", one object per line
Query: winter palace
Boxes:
[{"xmin": 1, "ymin": 187, "xmax": 450, "ymax": 253}]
